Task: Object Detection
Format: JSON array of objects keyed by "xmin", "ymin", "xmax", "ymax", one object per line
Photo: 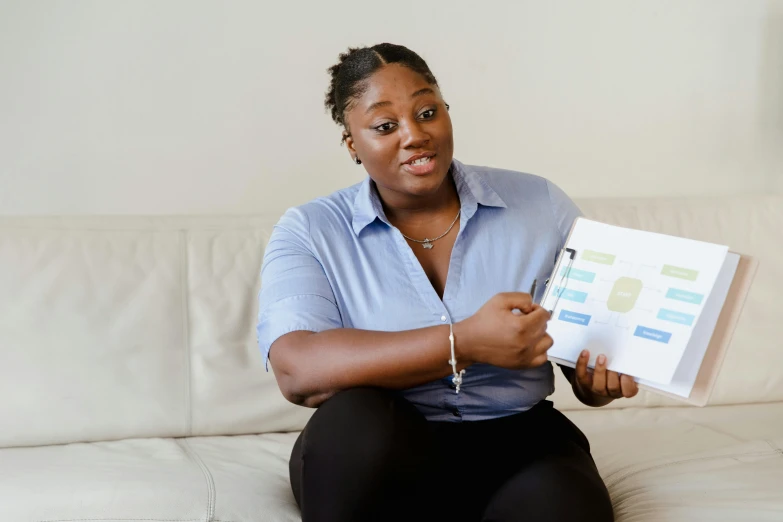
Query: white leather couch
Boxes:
[{"xmin": 2, "ymin": 195, "xmax": 782, "ymax": 522}]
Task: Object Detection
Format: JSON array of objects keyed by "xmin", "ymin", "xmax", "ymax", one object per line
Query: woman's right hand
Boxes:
[{"xmin": 455, "ymin": 292, "xmax": 553, "ymax": 370}]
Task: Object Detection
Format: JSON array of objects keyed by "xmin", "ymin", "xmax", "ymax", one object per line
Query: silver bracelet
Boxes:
[{"xmin": 448, "ymin": 322, "xmax": 466, "ymax": 394}]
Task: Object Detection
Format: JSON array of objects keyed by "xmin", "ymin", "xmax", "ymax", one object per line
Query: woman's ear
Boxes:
[{"xmin": 343, "ymin": 131, "xmax": 357, "ymax": 159}]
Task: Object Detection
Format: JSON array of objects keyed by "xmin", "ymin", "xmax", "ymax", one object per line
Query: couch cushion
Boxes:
[
  {"xmin": 0, "ymin": 216, "xmax": 312, "ymax": 449},
  {"xmin": 3, "ymin": 403, "xmax": 781, "ymax": 522},
  {"xmin": 1, "ymin": 437, "xmax": 210, "ymax": 522},
  {"xmin": 569, "ymin": 402, "xmax": 783, "ymax": 521},
  {"xmin": 0, "ymin": 433, "xmax": 300, "ymax": 522},
  {"xmin": 0, "ymin": 220, "xmax": 190, "ymax": 448},
  {"xmin": 183, "ymin": 433, "xmax": 301, "ymax": 522},
  {"xmin": 185, "ymin": 225, "xmax": 312, "ymax": 437}
]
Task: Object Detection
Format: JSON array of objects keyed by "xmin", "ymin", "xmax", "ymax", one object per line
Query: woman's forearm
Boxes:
[{"xmin": 269, "ymin": 324, "xmax": 473, "ymax": 407}]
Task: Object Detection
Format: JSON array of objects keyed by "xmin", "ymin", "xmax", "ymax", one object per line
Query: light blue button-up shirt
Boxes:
[{"xmin": 257, "ymin": 159, "xmax": 582, "ymax": 422}]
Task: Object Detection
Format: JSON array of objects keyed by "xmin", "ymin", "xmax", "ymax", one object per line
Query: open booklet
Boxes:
[{"xmin": 538, "ymin": 218, "xmax": 758, "ymax": 406}]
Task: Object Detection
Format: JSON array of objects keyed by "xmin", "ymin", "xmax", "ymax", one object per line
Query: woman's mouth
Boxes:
[{"xmin": 402, "ymin": 155, "xmax": 437, "ymax": 176}]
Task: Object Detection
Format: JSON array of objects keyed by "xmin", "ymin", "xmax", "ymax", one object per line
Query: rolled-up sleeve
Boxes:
[{"xmin": 256, "ymin": 207, "xmax": 342, "ymax": 370}]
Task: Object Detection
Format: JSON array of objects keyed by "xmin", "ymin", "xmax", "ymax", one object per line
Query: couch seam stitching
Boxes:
[
  {"xmin": 39, "ymin": 519, "xmax": 236, "ymax": 522},
  {"xmin": 181, "ymin": 229, "xmax": 193, "ymax": 437},
  {"xmin": 176, "ymin": 439, "xmax": 216, "ymax": 522},
  {"xmin": 766, "ymin": 439, "xmax": 783, "ymax": 455},
  {"xmin": 685, "ymin": 420, "xmax": 747, "ymax": 443}
]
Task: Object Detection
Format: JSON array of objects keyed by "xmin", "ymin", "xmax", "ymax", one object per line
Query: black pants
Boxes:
[{"xmin": 290, "ymin": 388, "xmax": 614, "ymax": 522}]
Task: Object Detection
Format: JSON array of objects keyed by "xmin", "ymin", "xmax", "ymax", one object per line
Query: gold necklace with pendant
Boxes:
[{"xmin": 399, "ymin": 210, "xmax": 461, "ymax": 249}]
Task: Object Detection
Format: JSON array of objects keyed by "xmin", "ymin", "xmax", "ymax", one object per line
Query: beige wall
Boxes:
[{"xmin": 1, "ymin": 0, "xmax": 781, "ymax": 216}]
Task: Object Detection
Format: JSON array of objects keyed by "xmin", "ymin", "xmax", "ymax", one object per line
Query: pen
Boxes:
[{"xmin": 529, "ymin": 279, "xmax": 537, "ymax": 303}]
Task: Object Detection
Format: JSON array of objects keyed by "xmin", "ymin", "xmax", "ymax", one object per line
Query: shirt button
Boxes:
[
  {"xmin": 451, "ymin": 409, "xmax": 462, "ymax": 418},
  {"xmin": 441, "ymin": 315, "xmax": 447, "ymax": 322}
]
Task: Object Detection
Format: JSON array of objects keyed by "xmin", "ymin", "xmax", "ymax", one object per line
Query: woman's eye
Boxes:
[
  {"xmin": 374, "ymin": 122, "xmax": 396, "ymax": 132},
  {"xmin": 420, "ymin": 109, "xmax": 436, "ymax": 119}
]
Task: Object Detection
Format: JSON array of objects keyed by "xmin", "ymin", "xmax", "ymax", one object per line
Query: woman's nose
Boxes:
[{"xmin": 399, "ymin": 119, "xmax": 430, "ymax": 148}]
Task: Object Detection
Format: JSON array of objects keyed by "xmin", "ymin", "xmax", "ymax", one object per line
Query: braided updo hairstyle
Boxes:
[{"xmin": 325, "ymin": 43, "xmax": 440, "ymax": 140}]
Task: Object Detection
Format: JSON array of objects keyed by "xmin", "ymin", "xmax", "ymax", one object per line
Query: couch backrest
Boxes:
[
  {"xmin": 1, "ymin": 195, "xmax": 780, "ymax": 448},
  {"xmin": 0, "ymin": 216, "xmax": 312, "ymax": 449}
]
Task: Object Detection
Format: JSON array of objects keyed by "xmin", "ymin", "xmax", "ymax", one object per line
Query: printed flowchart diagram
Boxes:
[
  {"xmin": 542, "ymin": 218, "xmax": 729, "ymax": 385},
  {"xmin": 552, "ymin": 249, "xmax": 707, "ymax": 346}
]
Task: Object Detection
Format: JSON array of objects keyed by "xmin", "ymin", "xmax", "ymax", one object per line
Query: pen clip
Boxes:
[{"xmin": 542, "ymin": 247, "xmax": 577, "ymax": 315}]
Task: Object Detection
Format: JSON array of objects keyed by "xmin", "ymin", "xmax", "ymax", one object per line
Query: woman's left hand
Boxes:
[{"xmin": 574, "ymin": 349, "xmax": 638, "ymax": 405}]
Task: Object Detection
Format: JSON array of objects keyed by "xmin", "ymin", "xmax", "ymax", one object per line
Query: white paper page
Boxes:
[
  {"xmin": 637, "ymin": 252, "xmax": 740, "ymax": 397},
  {"xmin": 542, "ymin": 218, "xmax": 729, "ymax": 384}
]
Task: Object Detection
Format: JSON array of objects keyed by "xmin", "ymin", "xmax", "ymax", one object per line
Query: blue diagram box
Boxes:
[
  {"xmin": 553, "ymin": 287, "xmax": 588, "ymax": 303},
  {"xmin": 657, "ymin": 308, "xmax": 696, "ymax": 326},
  {"xmin": 634, "ymin": 325, "xmax": 672, "ymax": 344},
  {"xmin": 666, "ymin": 288, "xmax": 704, "ymax": 305},
  {"xmin": 558, "ymin": 310, "xmax": 592, "ymax": 326},
  {"xmin": 560, "ymin": 267, "xmax": 596, "ymax": 283}
]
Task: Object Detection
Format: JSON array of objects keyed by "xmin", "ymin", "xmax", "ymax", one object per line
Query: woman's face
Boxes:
[{"xmin": 343, "ymin": 64, "xmax": 454, "ymax": 204}]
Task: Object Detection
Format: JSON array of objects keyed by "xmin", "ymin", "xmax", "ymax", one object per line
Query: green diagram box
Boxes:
[
  {"xmin": 661, "ymin": 264, "xmax": 699, "ymax": 281},
  {"xmin": 607, "ymin": 277, "xmax": 643, "ymax": 313},
  {"xmin": 582, "ymin": 250, "xmax": 616, "ymax": 265}
]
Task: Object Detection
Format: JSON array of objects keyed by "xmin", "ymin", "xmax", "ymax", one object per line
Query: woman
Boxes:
[{"xmin": 258, "ymin": 43, "xmax": 638, "ymax": 522}]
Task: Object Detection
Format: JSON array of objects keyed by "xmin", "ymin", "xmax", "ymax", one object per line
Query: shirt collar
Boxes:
[{"xmin": 351, "ymin": 158, "xmax": 507, "ymax": 236}]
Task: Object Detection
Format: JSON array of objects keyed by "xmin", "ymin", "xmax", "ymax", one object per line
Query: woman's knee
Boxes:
[
  {"xmin": 483, "ymin": 441, "xmax": 613, "ymax": 522},
  {"xmin": 290, "ymin": 387, "xmax": 437, "ymax": 521},
  {"xmin": 312, "ymin": 386, "xmax": 411, "ymax": 428},
  {"xmin": 298, "ymin": 387, "xmax": 431, "ymax": 468}
]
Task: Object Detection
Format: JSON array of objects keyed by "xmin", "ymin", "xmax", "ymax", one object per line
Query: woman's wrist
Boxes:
[{"xmin": 451, "ymin": 319, "xmax": 478, "ymax": 367}]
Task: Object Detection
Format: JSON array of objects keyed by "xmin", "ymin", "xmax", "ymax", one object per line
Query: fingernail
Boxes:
[
  {"xmin": 580, "ymin": 350, "xmax": 588, "ymax": 358},
  {"xmin": 598, "ymin": 355, "xmax": 606, "ymax": 364}
]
